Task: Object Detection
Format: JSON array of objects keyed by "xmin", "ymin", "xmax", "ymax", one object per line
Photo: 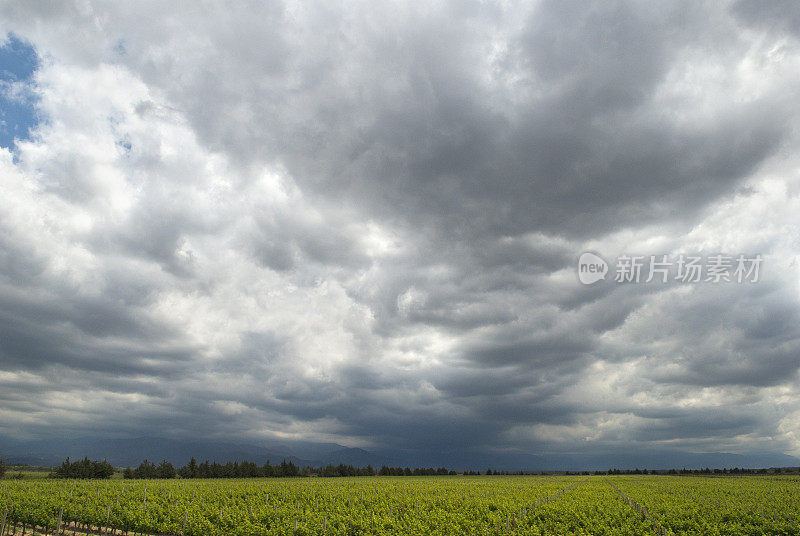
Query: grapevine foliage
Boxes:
[{"xmin": 1, "ymin": 475, "xmax": 798, "ymax": 535}]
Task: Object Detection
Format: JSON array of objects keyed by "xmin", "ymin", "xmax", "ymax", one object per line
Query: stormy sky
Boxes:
[{"xmin": 1, "ymin": 0, "xmax": 799, "ymax": 462}]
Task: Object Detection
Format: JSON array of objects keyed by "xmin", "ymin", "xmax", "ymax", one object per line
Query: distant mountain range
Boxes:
[{"xmin": 1, "ymin": 436, "xmax": 797, "ymax": 471}]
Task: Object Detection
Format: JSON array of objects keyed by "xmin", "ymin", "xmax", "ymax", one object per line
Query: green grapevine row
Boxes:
[{"xmin": 1, "ymin": 475, "xmax": 798, "ymax": 535}]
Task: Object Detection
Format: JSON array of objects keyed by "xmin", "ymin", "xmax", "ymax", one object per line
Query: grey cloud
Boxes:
[
  {"xmin": 0, "ymin": 0, "xmax": 799, "ymax": 464},
  {"xmin": 733, "ymin": 0, "xmax": 800, "ymax": 37}
]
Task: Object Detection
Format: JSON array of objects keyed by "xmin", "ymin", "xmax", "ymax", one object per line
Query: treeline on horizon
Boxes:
[
  {"xmin": 15, "ymin": 456, "xmax": 798, "ymax": 479},
  {"xmin": 123, "ymin": 458, "xmax": 458, "ymax": 479},
  {"xmin": 598, "ymin": 467, "xmax": 800, "ymax": 475}
]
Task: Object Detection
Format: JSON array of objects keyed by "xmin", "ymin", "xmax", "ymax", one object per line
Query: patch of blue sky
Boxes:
[{"xmin": 0, "ymin": 33, "xmax": 41, "ymax": 151}]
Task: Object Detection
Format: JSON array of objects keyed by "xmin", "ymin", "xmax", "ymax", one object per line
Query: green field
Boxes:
[
  {"xmin": 0, "ymin": 475, "xmax": 798, "ymax": 535},
  {"xmin": 1, "ymin": 471, "xmax": 51, "ymax": 481}
]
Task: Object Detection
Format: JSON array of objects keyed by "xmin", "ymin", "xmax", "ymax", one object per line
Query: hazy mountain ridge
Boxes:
[{"xmin": 1, "ymin": 436, "xmax": 797, "ymax": 471}]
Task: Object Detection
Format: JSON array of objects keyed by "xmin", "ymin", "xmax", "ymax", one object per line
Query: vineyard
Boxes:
[{"xmin": 1, "ymin": 475, "xmax": 798, "ymax": 535}]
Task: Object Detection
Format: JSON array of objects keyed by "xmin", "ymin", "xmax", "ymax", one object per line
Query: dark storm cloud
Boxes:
[
  {"xmin": 632, "ymin": 410, "xmax": 768, "ymax": 442},
  {"xmin": 609, "ymin": 282, "xmax": 800, "ymax": 388},
  {"xmin": 0, "ymin": 302, "xmax": 196, "ymax": 377},
  {"xmin": 1, "ymin": 0, "xmax": 800, "ymax": 463},
  {"xmin": 149, "ymin": 0, "xmax": 787, "ymax": 242}
]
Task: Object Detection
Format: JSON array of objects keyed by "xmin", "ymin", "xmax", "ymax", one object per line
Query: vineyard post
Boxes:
[
  {"xmin": 106, "ymin": 504, "xmax": 111, "ymax": 532},
  {"xmin": 0, "ymin": 508, "xmax": 5, "ymax": 536},
  {"xmin": 57, "ymin": 507, "xmax": 63, "ymax": 535}
]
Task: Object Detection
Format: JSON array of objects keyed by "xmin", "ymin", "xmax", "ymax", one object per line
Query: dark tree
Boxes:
[
  {"xmin": 129, "ymin": 460, "xmax": 158, "ymax": 479},
  {"xmin": 52, "ymin": 457, "xmax": 114, "ymax": 479},
  {"xmin": 158, "ymin": 460, "xmax": 176, "ymax": 479}
]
